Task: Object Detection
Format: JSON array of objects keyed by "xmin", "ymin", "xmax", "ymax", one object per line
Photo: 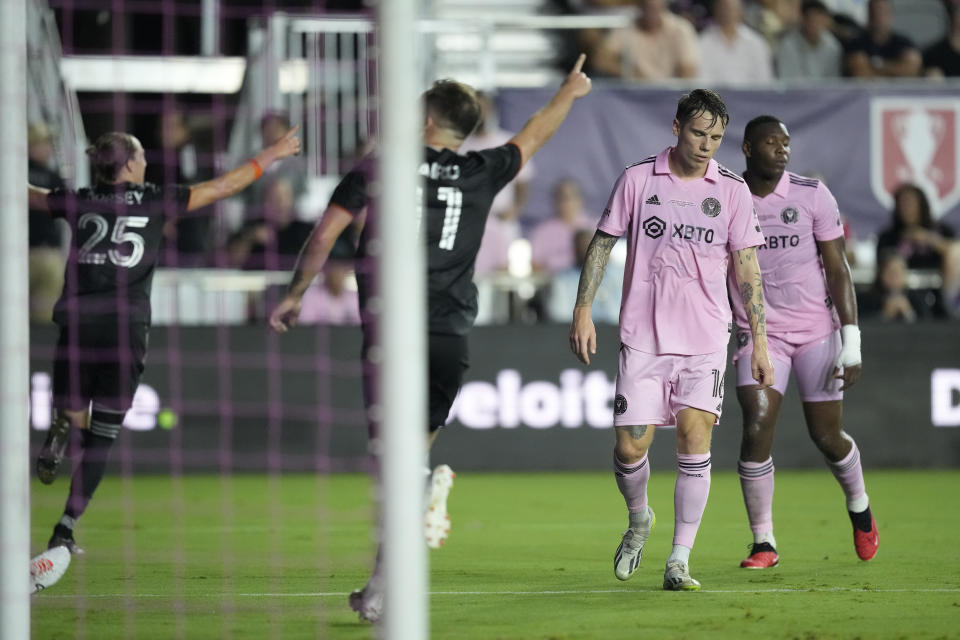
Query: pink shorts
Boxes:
[
  {"xmin": 733, "ymin": 329, "xmax": 843, "ymax": 402},
  {"xmin": 614, "ymin": 344, "xmax": 727, "ymax": 427}
]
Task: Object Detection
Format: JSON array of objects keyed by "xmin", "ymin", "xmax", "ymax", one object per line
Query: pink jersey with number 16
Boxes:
[
  {"xmin": 728, "ymin": 171, "xmax": 844, "ymax": 345},
  {"xmin": 598, "ymin": 148, "xmax": 765, "ymax": 356}
]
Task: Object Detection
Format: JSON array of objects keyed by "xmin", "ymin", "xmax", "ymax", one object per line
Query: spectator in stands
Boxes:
[
  {"xmin": 698, "ymin": 0, "xmax": 775, "ymax": 84},
  {"xmin": 875, "ymin": 183, "xmax": 959, "ymax": 316},
  {"xmin": 227, "ymin": 176, "xmax": 314, "ymax": 270},
  {"xmin": 531, "ymin": 179, "xmax": 593, "ymax": 273},
  {"xmin": 154, "ymin": 109, "xmax": 212, "ymax": 265},
  {"xmin": 671, "ymin": 0, "xmax": 712, "ymax": 31},
  {"xmin": 859, "ymin": 250, "xmax": 919, "ymax": 322},
  {"xmin": 298, "ymin": 261, "xmax": 361, "ymax": 325},
  {"xmin": 547, "ymin": 228, "xmax": 622, "ymax": 323},
  {"xmin": 877, "ymin": 184, "xmax": 955, "ymax": 271},
  {"xmin": 821, "ymin": 0, "xmax": 866, "ymax": 26},
  {"xmin": 460, "ymin": 92, "xmax": 535, "ymax": 275},
  {"xmin": 590, "ymin": 0, "xmax": 700, "ymax": 81},
  {"xmin": 844, "ymin": 0, "xmax": 922, "ymax": 77},
  {"xmin": 27, "ymin": 121, "xmax": 66, "ymax": 323},
  {"xmin": 745, "ymin": 0, "xmax": 801, "ymax": 49},
  {"xmin": 777, "ymin": 0, "xmax": 844, "ymax": 78},
  {"xmin": 924, "ymin": 3, "xmax": 960, "ymax": 77},
  {"xmin": 245, "ymin": 111, "xmax": 309, "ymax": 222}
]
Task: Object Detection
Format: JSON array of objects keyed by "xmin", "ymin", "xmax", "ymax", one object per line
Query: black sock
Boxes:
[
  {"xmin": 63, "ymin": 430, "xmax": 115, "ymax": 521},
  {"xmin": 53, "ymin": 523, "xmax": 74, "ymax": 539},
  {"xmin": 848, "ymin": 505, "xmax": 873, "ymax": 532}
]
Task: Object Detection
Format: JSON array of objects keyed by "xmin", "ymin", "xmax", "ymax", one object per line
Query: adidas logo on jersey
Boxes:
[{"xmin": 645, "ymin": 195, "xmax": 661, "ymax": 205}]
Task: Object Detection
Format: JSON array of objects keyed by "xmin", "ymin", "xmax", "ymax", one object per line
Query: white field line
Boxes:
[{"xmin": 39, "ymin": 587, "xmax": 960, "ymax": 599}]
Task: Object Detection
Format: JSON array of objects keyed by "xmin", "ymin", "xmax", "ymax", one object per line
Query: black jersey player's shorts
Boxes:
[
  {"xmin": 53, "ymin": 320, "xmax": 149, "ymax": 413},
  {"xmin": 361, "ymin": 332, "xmax": 469, "ymax": 437},
  {"xmin": 426, "ymin": 333, "xmax": 469, "ymax": 431}
]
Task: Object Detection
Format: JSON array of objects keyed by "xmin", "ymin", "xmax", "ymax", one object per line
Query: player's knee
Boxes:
[
  {"xmin": 614, "ymin": 435, "xmax": 650, "ymax": 463},
  {"xmin": 89, "ymin": 407, "xmax": 125, "ymax": 440},
  {"xmin": 677, "ymin": 427, "xmax": 712, "ymax": 454},
  {"xmin": 808, "ymin": 424, "xmax": 844, "ymax": 452},
  {"xmin": 742, "ymin": 419, "xmax": 772, "ymax": 443}
]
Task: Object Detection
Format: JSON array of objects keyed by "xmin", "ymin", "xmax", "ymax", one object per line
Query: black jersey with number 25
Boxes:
[
  {"xmin": 48, "ymin": 182, "xmax": 191, "ymax": 325},
  {"xmin": 330, "ymin": 144, "xmax": 522, "ymax": 336}
]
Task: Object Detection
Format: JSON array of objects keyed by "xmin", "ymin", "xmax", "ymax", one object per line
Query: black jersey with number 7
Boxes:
[{"xmin": 329, "ymin": 144, "xmax": 522, "ymax": 336}]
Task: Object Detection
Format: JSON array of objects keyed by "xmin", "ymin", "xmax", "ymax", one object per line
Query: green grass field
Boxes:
[{"xmin": 30, "ymin": 470, "xmax": 960, "ymax": 639}]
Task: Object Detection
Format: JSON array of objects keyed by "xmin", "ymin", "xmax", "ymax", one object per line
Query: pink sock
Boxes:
[
  {"xmin": 614, "ymin": 452, "xmax": 649, "ymax": 514},
  {"xmin": 738, "ymin": 458, "xmax": 775, "ymax": 536},
  {"xmin": 827, "ymin": 439, "xmax": 867, "ymax": 509},
  {"xmin": 673, "ymin": 453, "xmax": 711, "ymax": 548}
]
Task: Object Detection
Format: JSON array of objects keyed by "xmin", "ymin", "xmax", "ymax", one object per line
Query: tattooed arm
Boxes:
[
  {"xmin": 569, "ymin": 230, "xmax": 619, "ymax": 364},
  {"xmin": 268, "ymin": 204, "xmax": 355, "ymax": 333},
  {"xmin": 732, "ymin": 246, "xmax": 774, "ymax": 387}
]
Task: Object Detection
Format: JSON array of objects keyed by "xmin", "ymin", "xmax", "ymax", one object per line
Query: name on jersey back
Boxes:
[
  {"xmin": 419, "ymin": 162, "xmax": 461, "ymax": 181},
  {"xmin": 87, "ymin": 190, "xmax": 145, "ymax": 205}
]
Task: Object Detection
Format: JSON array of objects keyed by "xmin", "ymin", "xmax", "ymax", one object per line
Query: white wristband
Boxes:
[{"xmin": 837, "ymin": 324, "xmax": 862, "ymax": 368}]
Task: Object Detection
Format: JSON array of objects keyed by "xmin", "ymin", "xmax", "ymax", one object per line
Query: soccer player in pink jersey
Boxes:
[
  {"xmin": 731, "ymin": 115, "xmax": 877, "ymax": 569},
  {"xmin": 570, "ymin": 89, "xmax": 774, "ymax": 591}
]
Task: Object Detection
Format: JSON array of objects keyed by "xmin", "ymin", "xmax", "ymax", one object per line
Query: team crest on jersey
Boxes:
[
  {"xmin": 780, "ymin": 207, "xmax": 799, "ymax": 224},
  {"xmin": 642, "ymin": 215, "xmax": 665, "ymax": 238},
  {"xmin": 701, "ymin": 197, "xmax": 721, "ymax": 218},
  {"xmin": 614, "ymin": 394, "xmax": 628, "ymax": 415},
  {"xmin": 870, "ymin": 97, "xmax": 960, "ymax": 218}
]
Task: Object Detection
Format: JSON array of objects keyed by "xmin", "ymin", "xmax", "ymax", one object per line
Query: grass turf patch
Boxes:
[{"xmin": 31, "ymin": 470, "xmax": 960, "ymax": 639}]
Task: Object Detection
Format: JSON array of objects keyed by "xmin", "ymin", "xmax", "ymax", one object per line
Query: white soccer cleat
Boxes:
[
  {"xmin": 425, "ymin": 464, "xmax": 455, "ymax": 549},
  {"xmin": 31, "ymin": 545, "xmax": 71, "ymax": 595},
  {"xmin": 349, "ymin": 586, "xmax": 383, "ymax": 623},
  {"xmin": 663, "ymin": 560, "xmax": 701, "ymax": 591},
  {"xmin": 614, "ymin": 506, "xmax": 655, "ymax": 581}
]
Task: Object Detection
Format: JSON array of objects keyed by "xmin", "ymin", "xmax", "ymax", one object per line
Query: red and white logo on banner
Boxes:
[{"xmin": 871, "ymin": 98, "xmax": 960, "ymax": 219}]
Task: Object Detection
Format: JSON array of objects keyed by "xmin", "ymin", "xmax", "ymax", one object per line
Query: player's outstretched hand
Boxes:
[
  {"xmin": 569, "ymin": 308, "xmax": 597, "ymax": 365},
  {"xmin": 270, "ymin": 125, "xmax": 302, "ymax": 160},
  {"xmin": 751, "ymin": 349, "xmax": 775, "ymax": 388},
  {"xmin": 562, "ymin": 54, "xmax": 592, "ymax": 100},
  {"xmin": 269, "ymin": 294, "xmax": 303, "ymax": 334}
]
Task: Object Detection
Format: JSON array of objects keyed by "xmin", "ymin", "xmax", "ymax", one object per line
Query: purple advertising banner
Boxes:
[{"xmin": 498, "ymin": 84, "xmax": 960, "ymax": 239}]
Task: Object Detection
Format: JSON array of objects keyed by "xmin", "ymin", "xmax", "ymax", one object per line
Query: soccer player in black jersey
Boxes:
[
  {"xmin": 269, "ymin": 56, "xmax": 592, "ymax": 622},
  {"xmin": 28, "ymin": 126, "xmax": 301, "ymax": 554}
]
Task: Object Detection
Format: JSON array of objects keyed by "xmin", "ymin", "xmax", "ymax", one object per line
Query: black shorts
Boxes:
[
  {"xmin": 362, "ymin": 332, "xmax": 469, "ymax": 436},
  {"xmin": 53, "ymin": 320, "xmax": 149, "ymax": 412},
  {"xmin": 427, "ymin": 333, "xmax": 469, "ymax": 431}
]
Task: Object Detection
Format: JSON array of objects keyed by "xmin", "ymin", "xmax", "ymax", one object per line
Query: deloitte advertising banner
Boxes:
[{"xmin": 28, "ymin": 322, "xmax": 960, "ymax": 473}]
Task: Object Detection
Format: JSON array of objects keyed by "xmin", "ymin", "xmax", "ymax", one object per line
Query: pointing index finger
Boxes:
[{"xmin": 572, "ymin": 53, "xmax": 586, "ymax": 74}]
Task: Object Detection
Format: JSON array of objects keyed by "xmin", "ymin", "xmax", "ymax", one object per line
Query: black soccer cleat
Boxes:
[
  {"xmin": 48, "ymin": 527, "xmax": 85, "ymax": 556},
  {"xmin": 36, "ymin": 417, "xmax": 72, "ymax": 485}
]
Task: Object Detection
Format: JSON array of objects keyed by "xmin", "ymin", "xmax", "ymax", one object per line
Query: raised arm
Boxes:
[
  {"xmin": 28, "ymin": 184, "xmax": 51, "ymax": 213},
  {"xmin": 818, "ymin": 236, "xmax": 862, "ymax": 389},
  {"xmin": 509, "ymin": 54, "xmax": 592, "ymax": 168},
  {"xmin": 732, "ymin": 246, "xmax": 774, "ymax": 387},
  {"xmin": 186, "ymin": 126, "xmax": 301, "ymax": 212},
  {"xmin": 268, "ymin": 204, "xmax": 355, "ymax": 333},
  {"xmin": 569, "ymin": 230, "xmax": 618, "ymax": 365}
]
